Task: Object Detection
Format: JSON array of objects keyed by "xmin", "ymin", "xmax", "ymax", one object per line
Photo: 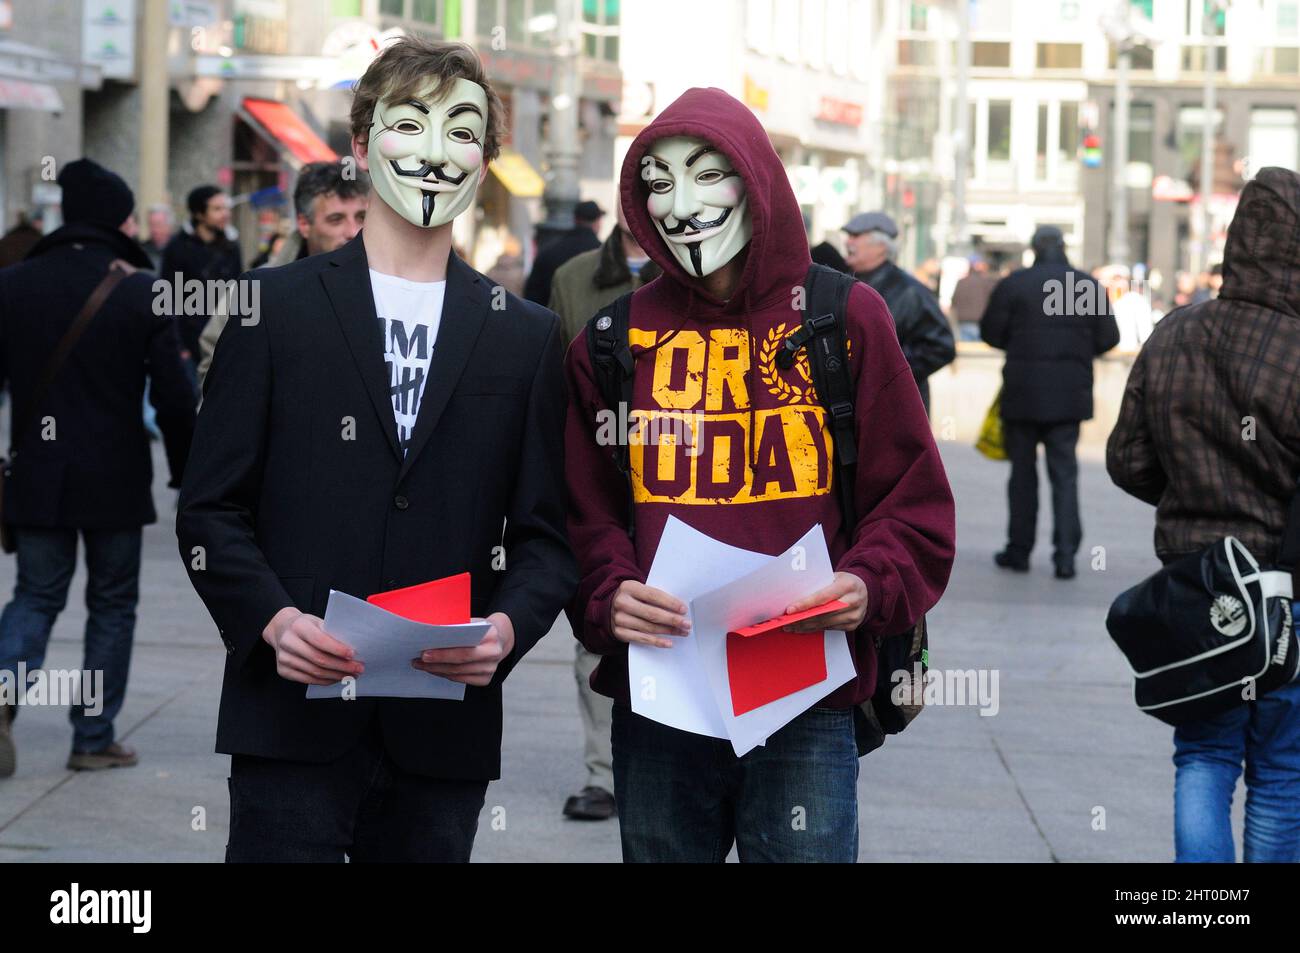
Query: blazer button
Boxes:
[{"xmin": 394, "ymin": 495, "xmax": 409, "ymax": 510}]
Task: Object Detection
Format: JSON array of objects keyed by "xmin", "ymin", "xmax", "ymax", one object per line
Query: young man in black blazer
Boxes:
[{"xmin": 177, "ymin": 37, "xmax": 575, "ymax": 862}]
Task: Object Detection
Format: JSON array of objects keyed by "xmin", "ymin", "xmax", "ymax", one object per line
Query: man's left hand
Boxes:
[
  {"xmin": 412, "ymin": 612, "xmax": 515, "ymax": 687},
  {"xmin": 782, "ymin": 573, "xmax": 870, "ymax": 632}
]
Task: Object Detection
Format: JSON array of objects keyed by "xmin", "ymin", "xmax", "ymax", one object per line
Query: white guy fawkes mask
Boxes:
[
  {"xmin": 367, "ymin": 76, "xmax": 488, "ymax": 229},
  {"xmin": 642, "ymin": 135, "xmax": 751, "ymax": 279}
]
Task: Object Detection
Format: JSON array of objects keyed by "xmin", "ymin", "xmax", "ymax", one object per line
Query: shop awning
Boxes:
[
  {"xmin": 240, "ymin": 98, "xmax": 337, "ymax": 165},
  {"xmin": 0, "ymin": 78, "xmax": 62, "ymax": 112},
  {"xmin": 490, "ymin": 149, "xmax": 545, "ymax": 198}
]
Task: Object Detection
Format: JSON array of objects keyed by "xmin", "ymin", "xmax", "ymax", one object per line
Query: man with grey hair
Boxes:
[
  {"xmin": 140, "ymin": 204, "xmax": 175, "ymax": 272},
  {"xmin": 843, "ymin": 212, "xmax": 954, "ymax": 413},
  {"xmin": 197, "ymin": 161, "xmax": 369, "ymax": 387}
]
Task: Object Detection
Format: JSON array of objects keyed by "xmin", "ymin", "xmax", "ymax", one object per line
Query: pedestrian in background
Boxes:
[
  {"xmin": 523, "ymin": 199, "xmax": 604, "ymax": 306},
  {"xmin": 981, "ymin": 225, "xmax": 1119, "ymax": 579},
  {"xmin": 0, "ymin": 212, "xmax": 44, "ymax": 269},
  {"xmin": 950, "ymin": 254, "xmax": 998, "ymax": 341},
  {"xmin": 1108, "ymin": 167, "xmax": 1300, "ymax": 863},
  {"xmin": 139, "ymin": 204, "xmax": 175, "ymax": 272},
  {"xmin": 197, "ymin": 160, "xmax": 368, "ymax": 388},
  {"xmin": 160, "ymin": 185, "xmax": 242, "ymax": 386},
  {"xmin": 0, "ymin": 159, "xmax": 195, "ymax": 778},
  {"xmin": 842, "ymin": 212, "xmax": 955, "ymax": 414},
  {"xmin": 547, "ymin": 202, "xmax": 659, "ymax": 822}
]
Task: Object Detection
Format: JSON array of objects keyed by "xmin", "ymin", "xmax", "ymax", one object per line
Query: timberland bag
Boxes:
[{"xmin": 1106, "ymin": 536, "xmax": 1300, "ymax": 726}]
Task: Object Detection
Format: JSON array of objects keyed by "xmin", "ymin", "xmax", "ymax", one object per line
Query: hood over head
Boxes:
[
  {"xmin": 1219, "ymin": 166, "xmax": 1300, "ymax": 317},
  {"xmin": 619, "ymin": 87, "xmax": 809, "ymax": 314}
]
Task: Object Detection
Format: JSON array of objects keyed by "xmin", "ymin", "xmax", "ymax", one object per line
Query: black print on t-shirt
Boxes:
[{"xmin": 381, "ymin": 316, "xmax": 431, "ymax": 452}]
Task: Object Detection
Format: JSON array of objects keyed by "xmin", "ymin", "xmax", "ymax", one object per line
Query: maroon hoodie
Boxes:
[{"xmin": 564, "ymin": 87, "xmax": 956, "ymax": 708}]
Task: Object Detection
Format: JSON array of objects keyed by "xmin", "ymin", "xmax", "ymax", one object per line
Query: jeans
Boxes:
[
  {"xmin": 1173, "ymin": 679, "xmax": 1300, "ymax": 862},
  {"xmin": 1003, "ymin": 419, "xmax": 1082, "ymax": 563},
  {"xmin": 611, "ymin": 703, "xmax": 859, "ymax": 862},
  {"xmin": 226, "ymin": 717, "xmax": 488, "ymax": 863},
  {"xmin": 0, "ymin": 526, "xmax": 142, "ymax": 753}
]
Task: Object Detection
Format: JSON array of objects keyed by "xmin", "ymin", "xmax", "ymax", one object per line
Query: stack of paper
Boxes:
[
  {"xmin": 630, "ymin": 517, "xmax": 856, "ymax": 755},
  {"xmin": 306, "ymin": 573, "xmax": 490, "ymax": 701}
]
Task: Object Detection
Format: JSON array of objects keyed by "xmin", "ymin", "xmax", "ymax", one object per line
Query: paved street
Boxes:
[{"xmin": 0, "ymin": 436, "xmax": 1215, "ymax": 862}]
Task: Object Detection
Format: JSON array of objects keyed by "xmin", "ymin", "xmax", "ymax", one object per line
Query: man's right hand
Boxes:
[
  {"xmin": 610, "ymin": 581, "xmax": 690, "ymax": 649},
  {"xmin": 261, "ymin": 607, "xmax": 363, "ymax": 685}
]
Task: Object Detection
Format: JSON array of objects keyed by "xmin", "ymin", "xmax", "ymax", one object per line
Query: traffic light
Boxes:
[{"xmin": 1083, "ymin": 133, "xmax": 1102, "ymax": 168}]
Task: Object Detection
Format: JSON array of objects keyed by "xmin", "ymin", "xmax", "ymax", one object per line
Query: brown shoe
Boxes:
[
  {"xmin": 0, "ymin": 703, "xmax": 14, "ymax": 779},
  {"xmin": 67, "ymin": 741, "xmax": 138, "ymax": 772}
]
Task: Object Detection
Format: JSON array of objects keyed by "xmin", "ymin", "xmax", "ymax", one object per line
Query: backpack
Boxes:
[{"xmin": 585, "ymin": 262, "xmax": 928, "ymax": 756}]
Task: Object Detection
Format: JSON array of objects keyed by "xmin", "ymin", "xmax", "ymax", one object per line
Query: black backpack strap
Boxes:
[
  {"xmin": 1277, "ymin": 479, "xmax": 1300, "ymax": 601},
  {"xmin": 801, "ymin": 263, "xmax": 859, "ymax": 530},
  {"xmin": 585, "ymin": 291, "xmax": 637, "ymax": 539}
]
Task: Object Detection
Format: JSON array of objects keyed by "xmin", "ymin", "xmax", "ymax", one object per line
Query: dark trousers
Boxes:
[
  {"xmin": 611, "ymin": 704, "xmax": 860, "ymax": 862},
  {"xmin": 226, "ymin": 716, "xmax": 487, "ymax": 863},
  {"xmin": 0, "ymin": 526, "xmax": 141, "ymax": 752},
  {"xmin": 1003, "ymin": 420, "xmax": 1081, "ymax": 563}
]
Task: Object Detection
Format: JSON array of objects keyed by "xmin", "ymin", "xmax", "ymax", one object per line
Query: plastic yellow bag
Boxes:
[{"xmin": 975, "ymin": 389, "xmax": 1007, "ymax": 461}]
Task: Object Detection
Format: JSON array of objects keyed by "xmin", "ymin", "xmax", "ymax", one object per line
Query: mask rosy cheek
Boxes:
[{"xmin": 375, "ymin": 132, "xmax": 406, "ymax": 159}]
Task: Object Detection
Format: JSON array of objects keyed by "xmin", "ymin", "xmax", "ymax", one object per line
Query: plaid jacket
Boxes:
[{"xmin": 1107, "ymin": 167, "xmax": 1300, "ymax": 563}]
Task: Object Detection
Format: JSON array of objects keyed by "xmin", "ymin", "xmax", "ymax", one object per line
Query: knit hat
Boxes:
[{"xmin": 58, "ymin": 158, "xmax": 134, "ymax": 228}]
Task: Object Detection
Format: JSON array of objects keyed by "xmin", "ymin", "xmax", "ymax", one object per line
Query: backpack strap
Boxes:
[
  {"xmin": 800, "ymin": 263, "xmax": 859, "ymax": 530},
  {"xmin": 585, "ymin": 291, "xmax": 637, "ymax": 539}
]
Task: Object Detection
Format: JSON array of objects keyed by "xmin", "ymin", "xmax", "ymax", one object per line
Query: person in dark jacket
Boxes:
[
  {"xmin": 981, "ymin": 225, "xmax": 1119, "ymax": 578},
  {"xmin": 523, "ymin": 199, "xmax": 604, "ymax": 305},
  {"xmin": 0, "ymin": 213, "xmax": 43, "ymax": 269},
  {"xmin": 842, "ymin": 212, "xmax": 955, "ymax": 413},
  {"xmin": 159, "ymin": 185, "xmax": 242, "ymax": 381},
  {"xmin": 1108, "ymin": 167, "xmax": 1300, "ymax": 863},
  {"xmin": 0, "ymin": 159, "xmax": 196, "ymax": 778}
]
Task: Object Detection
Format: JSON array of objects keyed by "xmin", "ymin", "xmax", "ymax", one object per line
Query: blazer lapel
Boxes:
[
  {"xmin": 396, "ymin": 253, "xmax": 489, "ymax": 482},
  {"xmin": 319, "ymin": 236, "xmax": 403, "ymax": 464}
]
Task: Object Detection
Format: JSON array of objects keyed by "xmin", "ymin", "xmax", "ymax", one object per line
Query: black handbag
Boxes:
[{"xmin": 1106, "ymin": 486, "xmax": 1300, "ymax": 726}]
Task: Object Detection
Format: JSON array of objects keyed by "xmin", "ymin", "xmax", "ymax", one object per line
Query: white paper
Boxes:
[
  {"xmin": 690, "ymin": 525, "xmax": 856, "ymax": 756},
  {"xmin": 629, "ymin": 517, "xmax": 856, "ymax": 756},
  {"xmin": 305, "ymin": 589, "xmax": 490, "ymax": 701},
  {"xmin": 630, "ymin": 516, "xmax": 769, "ymax": 738}
]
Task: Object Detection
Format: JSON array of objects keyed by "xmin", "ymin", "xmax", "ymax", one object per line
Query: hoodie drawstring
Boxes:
[{"xmin": 744, "ymin": 287, "xmax": 758, "ymax": 474}]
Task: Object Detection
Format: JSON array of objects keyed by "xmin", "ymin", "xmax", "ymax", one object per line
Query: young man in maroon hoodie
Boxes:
[{"xmin": 565, "ymin": 88, "xmax": 956, "ymax": 862}]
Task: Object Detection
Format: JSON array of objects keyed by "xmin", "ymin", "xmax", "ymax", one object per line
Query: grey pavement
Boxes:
[{"xmin": 0, "ymin": 438, "xmax": 1223, "ymax": 862}]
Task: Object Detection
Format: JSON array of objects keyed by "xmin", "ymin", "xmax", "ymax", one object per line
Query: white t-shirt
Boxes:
[{"xmin": 369, "ymin": 269, "xmax": 446, "ymax": 454}]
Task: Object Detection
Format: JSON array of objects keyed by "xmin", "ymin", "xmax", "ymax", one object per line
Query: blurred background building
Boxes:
[{"xmin": 0, "ymin": 0, "xmax": 1296, "ymax": 279}]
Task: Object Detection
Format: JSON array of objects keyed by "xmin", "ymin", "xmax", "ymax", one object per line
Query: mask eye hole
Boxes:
[
  {"xmin": 448, "ymin": 128, "xmax": 476, "ymax": 143},
  {"xmin": 393, "ymin": 120, "xmax": 422, "ymax": 134},
  {"xmin": 696, "ymin": 169, "xmax": 725, "ymax": 185},
  {"xmin": 649, "ymin": 180, "xmax": 673, "ymax": 194}
]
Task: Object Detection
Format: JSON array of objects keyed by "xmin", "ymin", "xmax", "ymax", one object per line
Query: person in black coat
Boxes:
[
  {"xmin": 523, "ymin": 199, "xmax": 604, "ymax": 305},
  {"xmin": 843, "ymin": 212, "xmax": 955, "ymax": 413},
  {"xmin": 176, "ymin": 37, "xmax": 576, "ymax": 863},
  {"xmin": 980, "ymin": 225, "xmax": 1120, "ymax": 578},
  {"xmin": 0, "ymin": 159, "xmax": 196, "ymax": 777}
]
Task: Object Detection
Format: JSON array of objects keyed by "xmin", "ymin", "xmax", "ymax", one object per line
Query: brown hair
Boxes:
[{"xmin": 350, "ymin": 37, "xmax": 505, "ymax": 163}]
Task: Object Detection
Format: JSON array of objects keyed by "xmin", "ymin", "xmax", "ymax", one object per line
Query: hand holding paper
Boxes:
[
  {"xmin": 412, "ymin": 611, "xmax": 515, "ymax": 686},
  {"xmin": 262, "ymin": 607, "xmax": 364, "ymax": 686},
  {"xmin": 782, "ymin": 573, "xmax": 870, "ymax": 632},
  {"xmin": 610, "ymin": 580, "xmax": 690, "ymax": 648}
]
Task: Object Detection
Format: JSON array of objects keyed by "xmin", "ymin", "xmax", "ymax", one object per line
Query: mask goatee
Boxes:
[
  {"xmin": 422, "ymin": 191, "xmax": 435, "ymax": 227},
  {"xmin": 688, "ymin": 242, "xmax": 703, "ymax": 277}
]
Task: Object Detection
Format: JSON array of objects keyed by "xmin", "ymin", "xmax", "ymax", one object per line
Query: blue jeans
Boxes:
[
  {"xmin": 611, "ymin": 703, "xmax": 860, "ymax": 862},
  {"xmin": 1173, "ymin": 679, "xmax": 1300, "ymax": 862},
  {"xmin": 0, "ymin": 526, "xmax": 142, "ymax": 753}
]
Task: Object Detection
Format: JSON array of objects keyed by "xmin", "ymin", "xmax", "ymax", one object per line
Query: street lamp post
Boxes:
[
  {"xmin": 1106, "ymin": 3, "xmax": 1132, "ymax": 269},
  {"xmin": 536, "ymin": 0, "xmax": 582, "ymax": 251},
  {"xmin": 1196, "ymin": 1, "xmax": 1219, "ymax": 275},
  {"xmin": 950, "ymin": 0, "xmax": 972, "ymax": 259}
]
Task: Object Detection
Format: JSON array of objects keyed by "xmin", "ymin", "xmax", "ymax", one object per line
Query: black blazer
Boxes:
[
  {"xmin": 0, "ymin": 222, "xmax": 195, "ymax": 529},
  {"xmin": 176, "ymin": 235, "xmax": 576, "ymax": 780}
]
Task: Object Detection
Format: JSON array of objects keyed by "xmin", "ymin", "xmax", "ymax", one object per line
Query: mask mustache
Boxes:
[
  {"xmin": 660, "ymin": 206, "xmax": 732, "ymax": 235},
  {"xmin": 389, "ymin": 160, "xmax": 469, "ymax": 185}
]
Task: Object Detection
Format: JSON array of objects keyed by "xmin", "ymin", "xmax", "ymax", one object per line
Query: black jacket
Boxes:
[
  {"xmin": 159, "ymin": 228, "xmax": 242, "ymax": 357},
  {"xmin": 523, "ymin": 225, "xmax": 601, "ymax": 306},
  {"xmin": 981, "ymin": 251, "xmax": 1120, "ymax": 423},
  {"xmin": 0, "ymin": 222, "xmax": 195, "ymax": 529},
  {"xmin": 857, "ymin": 261, "xmax": 955, "ymax": 411},
  {"xmin": 176, "ymin": 236, "xmax": 577, "ymax": 781}
]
